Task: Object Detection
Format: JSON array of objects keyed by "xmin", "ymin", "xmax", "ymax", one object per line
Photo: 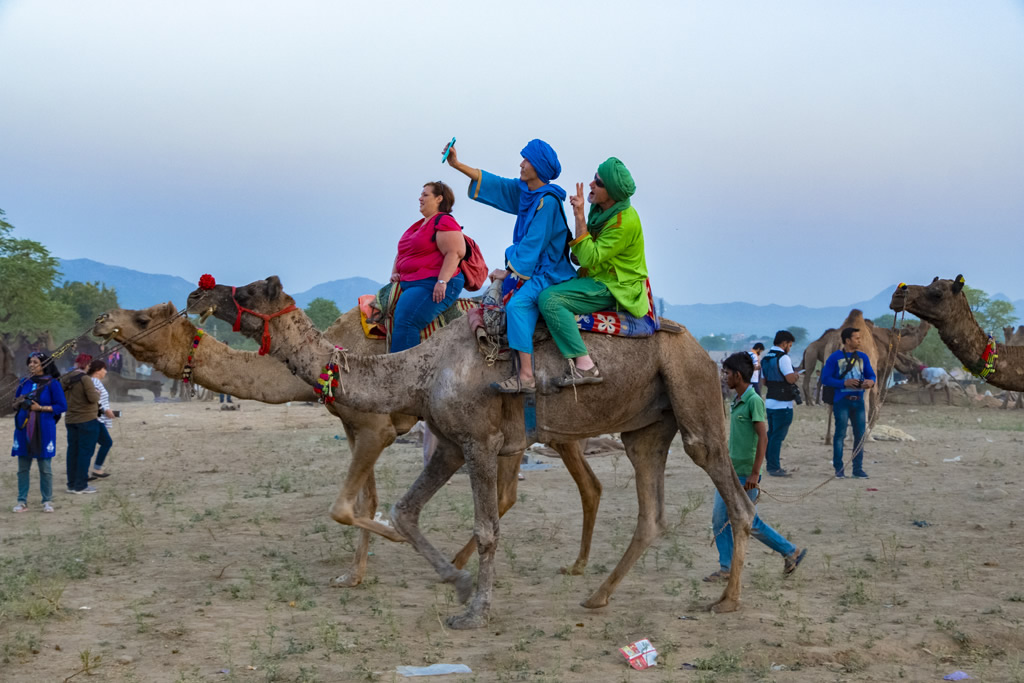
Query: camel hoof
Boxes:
[
  {"xmin": 445, "ymin": 610, "xmax": 486, "ymax": 630},
  {"xmin": 709, "ymin": 597, "xmax": 740, "ymax": 614},
  {"xmin": 580, "ymin": 594, "xmax": 609, "ymax": 609},
  {"xmin": 330, "ymin": 573, "xmax": 362, "ymax": 588},
  {"xmin": 451, "ymin": 570, "xmax": 473, "ymax": 605},
  {"xmin": 558, "ymin": 562, "xmax": 586, "ymax": 576}
]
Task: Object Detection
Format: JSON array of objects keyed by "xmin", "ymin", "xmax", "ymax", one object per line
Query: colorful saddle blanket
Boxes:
[
  {"xmin": 358, "ymin": 283, "xmax": 479, "ymax": 343},
  {"xmin": 488, "ymin": 276, "xmax": 661, "ymax": 339}
]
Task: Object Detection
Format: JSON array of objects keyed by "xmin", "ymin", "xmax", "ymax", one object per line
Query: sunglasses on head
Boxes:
[{"xmin": 593, "ymin": 175, "xmax": 605, "ymax": 188}]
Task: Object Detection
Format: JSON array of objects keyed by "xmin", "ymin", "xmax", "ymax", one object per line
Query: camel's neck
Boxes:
[
  {"xmin": 267, "ymin": 312, "xmax": 427, "ymax": 415},
  {"xmin": 134, "ymin": 321, "xmax": 312, "ymax": 402},
  {"xmin": 930, "ymin": 302, "xmax": 1024, "ymax": 391}
]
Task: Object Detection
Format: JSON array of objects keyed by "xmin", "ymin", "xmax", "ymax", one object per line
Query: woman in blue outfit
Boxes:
[
  {"xmin": 11, "ymin": 351, "xmax": 66, "ymax": 513},
  {"xmin": 446, "ymin": 139, "xmax": 575, "ymax": 392},
  {"xmin": 388, "ymin": 181, "xmax": 466, "ymax": 353}
]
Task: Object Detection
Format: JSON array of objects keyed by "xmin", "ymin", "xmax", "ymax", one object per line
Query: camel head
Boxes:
[
  {"xmin": 889, "ymin": 275, "xmax": 968, "ymax": 328},
  {"xmin": 93, "ymin": 302, "xmax": 184, "ymax": 360},
  {"xmin": 186, "ymin": 275, "xmax": 295, "ymax": 340}
]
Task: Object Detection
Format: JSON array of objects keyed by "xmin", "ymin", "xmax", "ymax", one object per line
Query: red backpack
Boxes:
[{"xmin": 431, "ymin": 214, "xmax": 489, "ymax": 292}]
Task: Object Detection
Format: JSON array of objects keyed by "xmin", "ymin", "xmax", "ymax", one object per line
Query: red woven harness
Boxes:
[{"xmin": 231, "ymin": 286, "xmax": 298, "ymax": 356}]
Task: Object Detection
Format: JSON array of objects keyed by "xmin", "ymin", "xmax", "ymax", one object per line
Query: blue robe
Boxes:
[
  {"xmin": 469, "ymin": 171, "xmax": 576, "ymax": 353},
  {"xmin": 11, "ymin": 377, "xmax": 66, "ymax": 459}
]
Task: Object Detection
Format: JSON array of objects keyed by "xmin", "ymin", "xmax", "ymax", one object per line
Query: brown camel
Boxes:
[
  {"xmin": 891, "ymin": 276, "xmax": 1024, "ymax": 392},
  {"xmin": 1001, "ymin": 326, "xmax": 1024, "ymax": 408},
  {"xmin": 1, "ymin": 338, "xmax": 16, "ymax": 416},
  {"xmin": 799, "ymin": 328, "xmax": 837, "ymax": 405},
  {"xmin": 187, "ymin": 276, "xmax": 755, "ymax": 630},
  {"xmin": 94, "ymin": 303, "xmax": 602, "ymax": 586}
]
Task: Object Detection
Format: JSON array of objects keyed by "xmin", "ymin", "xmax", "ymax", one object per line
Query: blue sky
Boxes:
[{"xmin": 2, "ymin": 0, "xmax": 1022, "ymax": 306}]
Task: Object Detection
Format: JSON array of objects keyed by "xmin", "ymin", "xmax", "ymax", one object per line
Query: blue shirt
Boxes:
[
  {"xmin": 821, "ymin": 349, "xmax": 876, "ymax": 401},
  {"xmin": 468, "ymin": 171, "xmax": 576, "ymax": 287}
]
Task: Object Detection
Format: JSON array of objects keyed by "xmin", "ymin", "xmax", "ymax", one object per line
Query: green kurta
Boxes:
[{"xmin": 568, "ymin": 206, "xmax": 649, "ymax": 318}]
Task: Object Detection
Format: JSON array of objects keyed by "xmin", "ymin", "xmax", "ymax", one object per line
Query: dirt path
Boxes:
[{"xmin": 2, "ymin": 399, "xmax": 1023, "ymax": 682}]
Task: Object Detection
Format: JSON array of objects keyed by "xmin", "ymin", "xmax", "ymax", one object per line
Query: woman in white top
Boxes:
[{"xmin": 88, "ymin": 360, "xmax": 116, "ymax": 479}]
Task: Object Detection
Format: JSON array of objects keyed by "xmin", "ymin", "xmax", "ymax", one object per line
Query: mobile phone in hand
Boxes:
[
  {"xmin": 441, "ymin": 136, "xmax": 456, "ymax": 163},
  {"xmin": 112, "ymin": 410, "xmax": 121, "ymax": 417}
]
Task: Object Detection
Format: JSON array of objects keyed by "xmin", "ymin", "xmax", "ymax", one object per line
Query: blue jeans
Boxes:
[
  {"xmin": 94, "ymin": 424, "xmax": 113, "ymax": 468},
  {"xmin": 390, "ymin": 274, "xmax": 465, "ymax": 353},
  {"xmin": 833, "ymin": 395, "xmax": 866, "ymax": 476},
  {"xmin": 765, "ymin": 408, "xmax": 793, "ymax": 473},
  {"xmin": 17, "ymin": 456, "xmax": 53, "ymax": 503},
  {"xmin": 66, "ymin": 420, "xmax": 101, "ymax": 491},
  {"xmin": 713, "ymin": 475, "xmax": 796, "ymax": 570}
]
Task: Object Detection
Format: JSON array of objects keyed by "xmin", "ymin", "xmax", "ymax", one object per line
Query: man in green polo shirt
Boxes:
[
  {"xmin": 537, "ymin": 157, "xmax": 649, "ymax": 387},
  {"xmin": 705, "ymin": 352, "xmax": 807, "ymax": 583}
]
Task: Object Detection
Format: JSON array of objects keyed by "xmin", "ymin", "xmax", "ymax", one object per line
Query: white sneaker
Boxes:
[
  {"xmin": 42, "ymin": 502, "xmax": 55, "ymax": 513},
  {"xmin": 73, "ymin": 486, "xmax": 98, "ymax": 495},
  {"xmin": 12, "ymin": 502, "xmax": 28, "ymax": 513}
]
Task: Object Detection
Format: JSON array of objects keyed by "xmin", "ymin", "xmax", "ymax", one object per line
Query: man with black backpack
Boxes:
[
  {"xmin": 761, "ymin": 330, "xmax": 801, "ymax": 477},
  {"xmin": 821, "ymin": 327, "xmax": 876, "ymax": 479}
]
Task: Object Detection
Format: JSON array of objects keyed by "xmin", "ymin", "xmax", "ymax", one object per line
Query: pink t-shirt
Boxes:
[{"xmin": 394, "ymin": 214, "xmax": 463, "ymax": 282}]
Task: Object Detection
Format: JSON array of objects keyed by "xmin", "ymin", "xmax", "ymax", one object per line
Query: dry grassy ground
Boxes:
[{"xmin": 2, "ymin": 398, "xmax": 1023, "ymax": 682}]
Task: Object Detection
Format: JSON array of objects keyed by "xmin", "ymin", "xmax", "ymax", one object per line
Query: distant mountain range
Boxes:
[{"xmin": 58, "ymin": 258, "xmax": 1022, "ymax": 339}]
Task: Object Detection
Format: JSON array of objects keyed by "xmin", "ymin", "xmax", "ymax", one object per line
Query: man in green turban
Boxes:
[{"xmin": 537, "ymin": 157, "xmax": 649, "ymax": 387}]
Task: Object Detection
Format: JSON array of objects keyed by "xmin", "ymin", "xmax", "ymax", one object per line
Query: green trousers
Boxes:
[{"xmin": 537, "ymin": 277, "xmax": 617, "ymax": 358}]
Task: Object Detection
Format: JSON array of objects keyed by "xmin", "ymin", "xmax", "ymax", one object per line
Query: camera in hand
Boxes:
[
  {"xmin": 113, "ymin": 410, "xmax": 121, "ymax": 417},
  {"xmin": 792, "ymin": 384, "xmax": 803, "ymax": 406}
]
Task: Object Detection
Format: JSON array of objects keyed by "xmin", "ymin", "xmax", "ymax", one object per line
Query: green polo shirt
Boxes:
[{"xmin": 730, "ymin": 385, "xmax": 766, "ymax": 477}]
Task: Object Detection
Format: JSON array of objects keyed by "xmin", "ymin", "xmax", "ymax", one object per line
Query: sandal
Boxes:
[
  {"xmin": 784, "ymin": 548, "xmax": 807, "ymax": 575},
  {"xmin": 491, "ymin": 374, "xmax": 536, "ymax": 394},
  {"xmin": 554, "ymin": 360, "xmax": 603, "ymax": 387},
  {"xmin": 703, "ymin": 569, "xmax": 731, "ymax": 583},
  {"xmin": 12, "ymin": 502, "xmax": 29, "ymax": 513}
]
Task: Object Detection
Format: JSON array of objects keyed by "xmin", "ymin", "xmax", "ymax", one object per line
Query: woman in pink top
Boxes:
[{"xmin": 389, "ymin": 181, "xmax": 466, "ymax": 352}]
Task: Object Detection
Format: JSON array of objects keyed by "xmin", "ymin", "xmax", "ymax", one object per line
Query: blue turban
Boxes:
[{"xmin": 520, "ymin": 139, "xmax": 561, "ymax": 184}]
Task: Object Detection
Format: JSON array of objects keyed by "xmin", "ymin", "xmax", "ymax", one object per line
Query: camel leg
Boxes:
[
  {"xmin": 328, "ymin": 420, "xmax": 405, "ymax": 544},
  {"xmin": 555, "ymin": 440, "xmax": 601, "ymax": 575},
  {"xmin": 582, "ymin": 415, "xmax": 676, "ymax": 609},
  {"xmin": 451, "ymin": 453, "xmax": 521, "ymax": 569},
  {"xmin": 391, "ymin": 438, "xmax": 475, "ymax": 608},
  {"xmin": 331, "ymin": 470, "xmax": 377, "ymax": 587}
]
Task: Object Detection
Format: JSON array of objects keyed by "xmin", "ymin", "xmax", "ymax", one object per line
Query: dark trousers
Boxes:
[
  {"xmin": 66, "ymin": 420, "xmax": 101, "ymax": 491},
  {"xmin": 765, "ymin": 408, "xmax": 793, "ymax": 472},
  {"xmin": 94, "ymin": 424, "xmax": 113, "ymax": 468}
]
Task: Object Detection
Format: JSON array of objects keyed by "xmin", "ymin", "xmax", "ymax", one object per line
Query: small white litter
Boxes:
[
  {"xmin": 373, "ymin": 511, "xmax": 391, "ymax": 527},
  {"xmin": 943, "ymin": 456, "xmax": 962, "ymax": 463},
  {"xmin": 396, "ymin": 664, "xmax": 472, "ymax": 677}
]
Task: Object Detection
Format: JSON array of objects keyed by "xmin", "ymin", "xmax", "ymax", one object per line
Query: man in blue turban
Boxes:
[{"xmin": 447, "ymin": 140, "xmax": 576, "ymax": 392}]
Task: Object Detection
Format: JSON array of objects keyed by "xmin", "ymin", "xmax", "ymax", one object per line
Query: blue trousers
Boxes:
[
  {"xmin": 17, "ymin": 456, "xmax": 53, "ymax": 503},
  {"xmin": 94, "ymin": 424, "xmax": 113, "ymax": 468},
  {"xmin": 505, "ymin": 276, "xmax": 550, "ymax": 354},
  {"xmin": 390, "ymin": 274, "xmax": 465, "ymax": 353},
  {"xmin": 66, "ymin": 420, "xmax": 101, "ymax": 492},
  {"xmin": 765, "ymin": 408, "xmax": 793, "ymax": 473},
  {"xmin": 713, "ymin": 475, "xmax": 796, "ymax": 570},
  {"xmin": 833, "ymin": 395, "xmax": 867, "ymax": 476}
]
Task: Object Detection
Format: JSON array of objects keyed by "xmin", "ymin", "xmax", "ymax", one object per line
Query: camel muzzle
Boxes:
[{"xmin": 199, "ymin": 306, "xmax": 216, "ymax": 324}]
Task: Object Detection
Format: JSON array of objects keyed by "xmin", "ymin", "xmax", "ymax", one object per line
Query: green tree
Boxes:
[
  {"xmin": 699, "ymin": 334, "xmax": 728, "ymax": 351},
  {"xmin": 913, "ymin": 328, "xmax": 958, "ymax": 369},
  {"xmin": 786, "ymin": 326, "xmax": 808, "ymax": 345},
  {"xmin": 305, "ymin": 297, "xmax": 341, "ymax": 330},
  {"xmin": 51, "ymin": 281, "xmax": 119, "ymax": 341},
  {"xmin": 0, "ymin": 209, "xmax": 70, "ymax": 339},
  {"xmin": 963, "ymin": 285, "xmax": 1017, "ymax": 334}
]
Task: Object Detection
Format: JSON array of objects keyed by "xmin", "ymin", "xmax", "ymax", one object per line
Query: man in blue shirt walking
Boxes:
[{"xmin": 821, "ymin": 327, "xmax": 876, "ymax": 479}]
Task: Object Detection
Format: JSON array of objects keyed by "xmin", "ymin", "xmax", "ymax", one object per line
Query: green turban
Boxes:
[
  {"xmin": 587, "ymin": 157, "xmax": 635, "ymax": 232},
  {"xmin": 597, "ymin": 157, "xmax": 635, "ymax": 202}
]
